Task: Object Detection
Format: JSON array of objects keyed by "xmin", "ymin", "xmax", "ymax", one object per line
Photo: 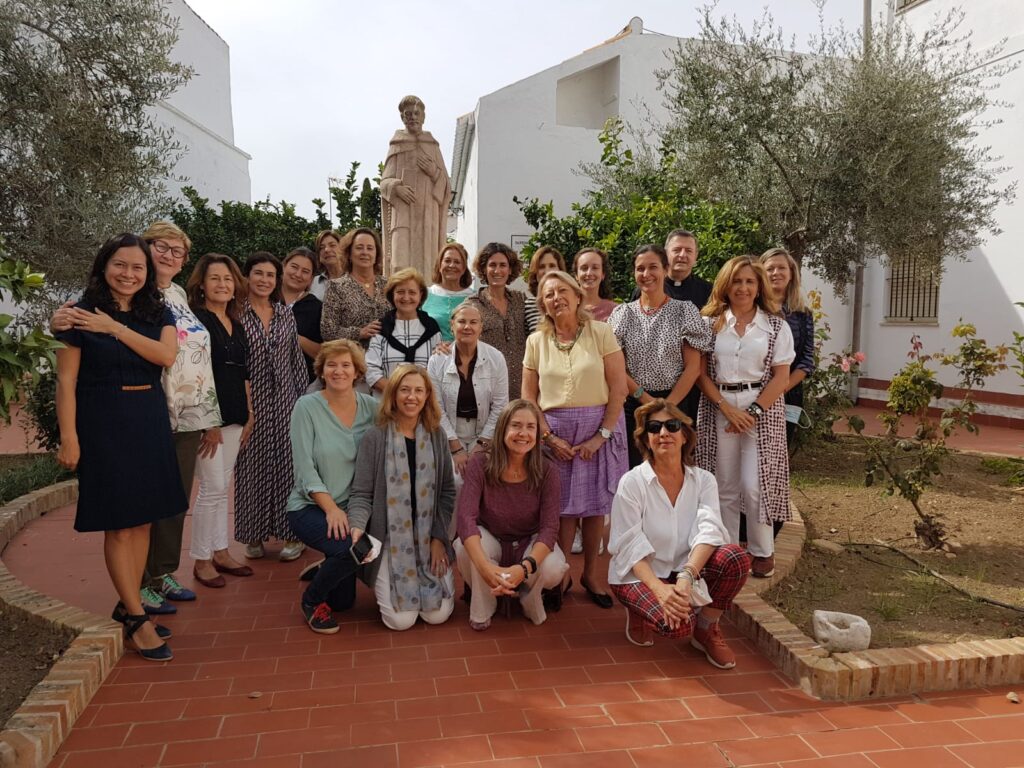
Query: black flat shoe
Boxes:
[
  {"xmin": 581, "ymin": 578, "xmax": 614, "ymax": 609},
  {"xmin": 113, "ymin": 601, "xmax": 171, "ymax": 638},
  {"xmin": 542, "ymin": 586, "xmax": 563, "ymax": 613}
]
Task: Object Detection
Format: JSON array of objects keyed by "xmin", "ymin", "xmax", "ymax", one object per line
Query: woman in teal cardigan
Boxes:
[{"xmin": 286, "ymin": 339, "xmax": 378, "ymax": 635}]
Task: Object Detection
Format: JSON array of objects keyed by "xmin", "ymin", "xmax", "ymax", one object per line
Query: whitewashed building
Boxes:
[
  {"xmin": 450, "ymin": 18, "xmax": 678, "ymax": 258},
  {"xmin": 451, "ymin": 11, "xmax": 1024, "ymax": 426},
  {"xmin": 158, "ymin": 0, "xmax": 251, "ymax": 205}
]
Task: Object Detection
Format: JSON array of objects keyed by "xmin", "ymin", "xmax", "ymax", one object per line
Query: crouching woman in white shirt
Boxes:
[{"xmin": 608, "ymin": 399, "xmax": 751, "ymax": 670}]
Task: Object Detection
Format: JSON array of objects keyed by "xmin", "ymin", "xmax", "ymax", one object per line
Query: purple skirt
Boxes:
[{"xmin": 545, "ymin": 405, "xmax": 628, "ymax": 518}]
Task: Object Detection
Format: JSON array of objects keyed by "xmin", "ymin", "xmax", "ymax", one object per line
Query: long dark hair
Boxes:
[
  {"xmin": 81, "ymin": 233, "xmax": 165, "ymax": 324},
  {"xmin": 485, "ymin": 400, "xmax": 547, "ymax": 491},
  {"xmin": 187, "ymin": 253, "xmax": 246, "ymax": 322}
]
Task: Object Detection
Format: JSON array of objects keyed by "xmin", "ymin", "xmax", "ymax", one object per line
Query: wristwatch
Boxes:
[
  {"xmin": 746, "ymin": 402, "xmax": 765, "ymax": 418},
  {"xmin": 598, "ymin": 427, "xmax": 613, "ymax": 439}
]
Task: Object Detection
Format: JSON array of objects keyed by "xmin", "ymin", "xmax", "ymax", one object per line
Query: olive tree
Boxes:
[
  {"xmin": 0, "ymin": 0, "xmax": 191, "ymax": 291},
  {"xmin": 656, "ymin": 4, "xmax": 1015, "ymax": 292}
]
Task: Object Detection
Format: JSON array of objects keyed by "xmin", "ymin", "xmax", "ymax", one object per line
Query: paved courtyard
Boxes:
[{"xmin": 4, "ymin": 500, "xmax": 1023, "ymax": 768}]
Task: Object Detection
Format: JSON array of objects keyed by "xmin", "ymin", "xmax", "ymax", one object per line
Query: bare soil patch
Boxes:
[
  {"xmin": 765, "ymin": 436, "xmax": 1024, "ymax": 648},
  {"xmin": 0, "ymin": 603, "xmax": 77, "ymax": 728}
]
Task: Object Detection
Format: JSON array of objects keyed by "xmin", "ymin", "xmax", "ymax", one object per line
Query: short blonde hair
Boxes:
[
  {"xmin": 384, "ymin": 268, "xmax": 428, "ymax": 308},
  {"xmin": 431, "ymin": 243, "xmax": 471, "ymax": 288},
  {"xmin": 377, "ymin": 364, "xmax": 441, "ymax": 432},
  {"xmin": 142, "ymin": 220, "xmax": 191, "ymax": 253},
  {"xmin": 535, "ymin": 270, "xmax": 592, "ymax": 334},
  {"xmin": 314, "ymin": 339, "xmax": 367, "ymax": 380}
]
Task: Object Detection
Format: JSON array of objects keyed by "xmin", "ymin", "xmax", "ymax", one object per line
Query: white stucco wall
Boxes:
[
  {"xmin": 844, "ymin": 0, "xmax": 1024, "ymax": 396},
  {"xmin": 454, "ymin": 24, "xmax": 680, "ymax": 257},
  {"xmin": 156, "ymin": 0, "xmax": 251, "ymax": 205}
]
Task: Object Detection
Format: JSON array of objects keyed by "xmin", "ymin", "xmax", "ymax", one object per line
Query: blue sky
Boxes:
[{"xmin": 184, "ymin": 0, "xmax": 868, "ymax": 217}]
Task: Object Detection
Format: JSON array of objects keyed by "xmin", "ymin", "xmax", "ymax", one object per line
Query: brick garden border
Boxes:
[
  {"xmin": 0, "ymin": 480, "xmax": 122, "ymax": 768},
  {"xmin": 727, "ymin": 508, "xmax": 1024, "ymax": 700}
]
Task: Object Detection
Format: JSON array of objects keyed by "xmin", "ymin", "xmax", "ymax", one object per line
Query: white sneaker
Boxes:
[
  {"xmin": 279, "ymin": 541, "xmax": 305, "ymax": 562},
  {"xmin": 571, "ymin": 529, "xmax": 583, "ymax": 554},
  {"xmin": 244, "ymin": 542, "xmax": 265, "ymax": 559}
]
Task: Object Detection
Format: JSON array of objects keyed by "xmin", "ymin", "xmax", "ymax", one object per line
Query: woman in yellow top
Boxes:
[{"xmin": 522, "ymin": 271, "xmax": 629, "ymax": 609}]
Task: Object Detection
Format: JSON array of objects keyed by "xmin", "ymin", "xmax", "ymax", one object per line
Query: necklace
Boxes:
[
  {"xmin": 553, "ymin": 327, "xmax": 582, "ymax": 352},
  {"xmin": 640, "ymin": 296, "xmax": 669, "ymax": 316}
]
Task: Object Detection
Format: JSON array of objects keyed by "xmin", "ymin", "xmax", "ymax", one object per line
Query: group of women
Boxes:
[{"xmin": 54, "ymin": 222, "xmax": 813, "ymax": 671}]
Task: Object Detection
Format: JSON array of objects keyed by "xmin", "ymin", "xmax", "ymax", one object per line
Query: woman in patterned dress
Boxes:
[
  {"xmin": 608, "ymin": 244, "xmax": 712, "ymax": 468},
  {"xmin": 365, "ymin": 268, "xmax": 442, "ymax": 393},
  {"xmin": 522, "ymin": 271, "xmax": 629, "ymax": 610},
  {"xmin": 474, "ymin": 242, "xmax": 529, "ymax": 399},
  {"xmin": 348, "ymin": 364, "xmax": 457, "ymax": 631},
  {"xmin": 320, "ymin": 228, "xmax": 390, "ymax": 348},
  {"xmin": 234, "ymin": 252, "xmax": 309, "ymax": 562},
  {"xmin": 695, "ymin": 256, "xmax": 794, "ymax": 580}
]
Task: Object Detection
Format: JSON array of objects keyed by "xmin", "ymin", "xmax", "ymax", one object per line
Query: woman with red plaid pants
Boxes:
[{"xmin": 608, "ymin": 399, "xmax": 751, "ymax": 669}]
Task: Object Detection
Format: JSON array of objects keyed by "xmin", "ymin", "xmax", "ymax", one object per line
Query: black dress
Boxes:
[
  {"xmin": 57, "ymin": 303, "xmax": 188, "ymax": 532},
  {"xmin": 290, "ymin": 293, "xmax": 323, "ymax": 383}
]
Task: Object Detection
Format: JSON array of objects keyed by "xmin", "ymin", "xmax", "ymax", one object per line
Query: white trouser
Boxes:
[
  {"xmin": 454, "ymin": 528, "xmax": 569, "ymax": 625},
  {"xmin": 715, "ymin": 388, "xmax": 774, "ymax": 558},
  {"xmin": 449, "ymin": 416, "xmax": 480, "ymax": 538},
  {"xmin": 374, "ymin": 550, "xmax": 455, "ymax": 631},
  {"xmin": 189, "ymin": 424, "xmax": 243, "ymax": 560}
]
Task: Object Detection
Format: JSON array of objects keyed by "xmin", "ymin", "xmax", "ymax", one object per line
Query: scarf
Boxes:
[
  {"xmin": 383, "ymin": 422, "xmax": 448, "ymax": 612},
  {"xmin": 380, "ymin": 309, "xmax": 441, "ymax": 363}
]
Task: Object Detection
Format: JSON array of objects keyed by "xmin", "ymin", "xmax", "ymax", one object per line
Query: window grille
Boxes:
[{"xmin": 885, "ymin": 257, "xmax": 940, "ymax": 322}]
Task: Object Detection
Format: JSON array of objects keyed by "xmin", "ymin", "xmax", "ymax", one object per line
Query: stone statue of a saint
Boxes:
[{"xmin": 380, "ymin": 95, "xmax": 452, "ymax": 276}]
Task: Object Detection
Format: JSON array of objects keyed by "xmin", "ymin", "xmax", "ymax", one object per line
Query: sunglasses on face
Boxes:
[{"xmin": 645, "ymin": 419, "xmax": 683, "ymax": 434}]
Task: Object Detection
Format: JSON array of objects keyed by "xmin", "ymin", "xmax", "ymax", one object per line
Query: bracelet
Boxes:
[
  {"xmin": 746, "ymin": 402, "xmax": 765, "ymax": 418},
  {"xmin": 541, "ymin": 430, "xmax": 553, "ymax": 443},
  {"xmin": 451, "ymin": 447, "xmax": 465, "ymax": 456},
  {"xmin": 521, "ymin": 555, "xmax": 537, "ymax": 575},
  {"xmin": 632, "ymin": 385, "xmax": 645, "ymax": 400},
  {"xmin": 676, "ymin": 571, "xmax": 694, "ymax": 584},
  {"xmin": 681, "ymin": 564, "xmax": 700, "ymax": 580}
]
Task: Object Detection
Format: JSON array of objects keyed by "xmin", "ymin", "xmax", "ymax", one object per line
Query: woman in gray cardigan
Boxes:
[{"xmin": 348, "ymin": 363, "xmax": 457, "ymax": 630}]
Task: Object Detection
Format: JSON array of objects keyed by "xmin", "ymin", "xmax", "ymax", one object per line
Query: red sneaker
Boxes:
[
  {"xmin": 691, "ymin": 621, "xmax": 736, "ymax": 669},
  {"xmin": 751, "ymin": 555, "xmax": 775, "ymax": 578}
]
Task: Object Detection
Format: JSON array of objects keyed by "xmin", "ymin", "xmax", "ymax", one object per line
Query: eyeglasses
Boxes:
[
  {"xmin": 645, "ymin": 419, "xmax": 683, "ymax": 434},
  {"xmin": 151, "ymin": 240, "xmax": 187, "ymax": 260}
]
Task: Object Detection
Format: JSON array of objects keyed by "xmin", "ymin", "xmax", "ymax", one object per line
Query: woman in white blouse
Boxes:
[
  {"xmin": 695, "ymin": 255, "xmax": 795, "ymax": 581},
  {"xmin": 426, "ymin": 300, "xmax": 509, "ymax": 479},
  {"xmin": 608, "ymin": 399, "xmax": 751, "ymax": 669},
  {"xmin": 365, "ymin": 268, "xmax": 442, "ymax": 393}
]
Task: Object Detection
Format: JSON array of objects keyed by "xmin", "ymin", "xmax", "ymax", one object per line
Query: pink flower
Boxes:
[
  {"xmin": 853, "ymin": 351, "xmax": 866, "ymax": 363},
  {"xmin": 840, "ymin": 358, "xmax": 851, "ymax": 373},
  {"xmin": 177, "ymin": 329, "xmax": 188, "ymax": 342}
]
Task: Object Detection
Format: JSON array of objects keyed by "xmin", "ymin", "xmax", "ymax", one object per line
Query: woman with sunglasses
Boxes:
[{"xmin": 608, "ymin": 399, "xmax": 751, "ymax": 669}]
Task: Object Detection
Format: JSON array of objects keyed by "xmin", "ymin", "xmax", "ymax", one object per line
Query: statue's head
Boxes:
[{"xmin": 399, "ymin": 95, "xmax": 425, "ymax": 135}]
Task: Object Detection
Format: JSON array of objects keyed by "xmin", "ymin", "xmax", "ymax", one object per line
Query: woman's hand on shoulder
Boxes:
[
  {"xmin": 452, "ymin": 449, "xmax": 471, "ymax": 477},
  {"xmin": 433, "ymin": 341, "xmax": 452, "ymax": 356}
]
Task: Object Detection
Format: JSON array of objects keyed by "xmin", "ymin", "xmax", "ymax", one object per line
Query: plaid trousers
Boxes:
[{"xmin": 610, "ymin": 544, "xmax": 751, "ymax": 640}]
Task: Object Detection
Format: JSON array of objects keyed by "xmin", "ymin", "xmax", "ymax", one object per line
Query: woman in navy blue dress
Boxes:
[{"xmin": 56, "ymin": 234, "xmax": 186, "ymax": 661}]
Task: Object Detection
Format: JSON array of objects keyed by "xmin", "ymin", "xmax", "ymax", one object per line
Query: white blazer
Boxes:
[{"xmin": 427, "ymin": 340, "xmax": 509, "ymax": 443}]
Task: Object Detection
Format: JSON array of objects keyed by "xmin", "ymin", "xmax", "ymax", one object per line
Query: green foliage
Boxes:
[
  {"xmin": 327, "ymin": 162, "xmax": 382, "ymax": 234},
  {"xmin": 515, "ymin": 118, "xmax": 766, "ymax": 299},
  {"xmin": 979, "ymin": 456, "xmax": 1024, "ymax": 486},
  {"xmin": 848, "ymin": 324, "xmax": 1008, "ymax": 547},
  {"xmin": 1, "ymin": 0, "xmax": 191, "ymax": 290},
  {"xmin": 655, "ymin": 5, "xmax": 1016, "ymax": 292},
  {"xmin": 1008, "ymin": 302, "xmax": 1024, "ymax": 386},
  {"xmin": 0, "ymin": 248, "xmax": 63, "ymax": 423},
  {"xmin": 21, "ymin": 368, "xmax": 58, "ymax": 452},
  {"xmin": 0, "ymin": 454, "xmax": 70, "ymax": 506},
  {"xmin": 788, "ymin": 290, "xmax": 864, "ymax": 455},
  {"xmin": 169, "ymin": 187, "xmax": 330, "ymax": 284}
]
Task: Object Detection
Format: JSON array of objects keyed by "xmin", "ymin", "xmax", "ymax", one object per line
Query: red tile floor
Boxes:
[{"xmin": 5, "ymin": 503, "xmax": 1024, "ymax": 768}]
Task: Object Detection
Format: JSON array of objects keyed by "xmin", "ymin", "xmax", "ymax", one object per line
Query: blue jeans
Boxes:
[{"xmin": 288, "ymin": 505, "xmax": 358, "ymax": 611}]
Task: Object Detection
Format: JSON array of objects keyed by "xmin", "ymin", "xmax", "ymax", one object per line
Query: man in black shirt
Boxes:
[
  {"xmin": 629, "ymin": 229, "xmax": 713, "ymax": 309},
  {"xmin": 629, "ymin": 229, "xmax": 712, "ymax": 424}
]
